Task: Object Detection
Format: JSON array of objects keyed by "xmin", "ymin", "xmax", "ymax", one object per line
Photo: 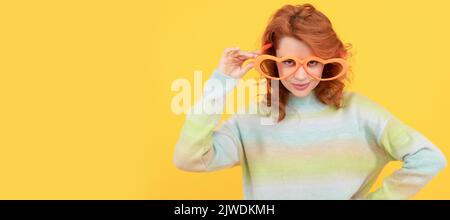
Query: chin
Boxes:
[{"xmin": 288, "ymin": 89, "xmax": 313, "ymax": 98}]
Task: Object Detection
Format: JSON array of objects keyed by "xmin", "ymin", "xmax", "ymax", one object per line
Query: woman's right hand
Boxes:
[{"xmin": 217, "ymin": 47, "xmax": 261, "ymax": 79}]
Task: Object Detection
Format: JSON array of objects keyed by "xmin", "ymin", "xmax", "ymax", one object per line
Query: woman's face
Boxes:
[{"xmin": 275, "ymin": 36, "xmax": 324, "ymax": 98}]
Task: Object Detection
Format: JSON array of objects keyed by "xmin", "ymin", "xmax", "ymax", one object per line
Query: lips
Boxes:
[{"xmin": 292, "ymin": 82, "xmax": 310, "ymax": 90}]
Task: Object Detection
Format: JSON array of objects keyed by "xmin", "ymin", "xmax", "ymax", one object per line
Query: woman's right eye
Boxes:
[{"xmin": 282, "ymin": 59, "xmax": 295, "ymax": 66}]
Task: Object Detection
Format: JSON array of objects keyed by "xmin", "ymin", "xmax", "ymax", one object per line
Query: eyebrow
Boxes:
[{"xmin": 276, "ymin": 53, "xmax": 316, "ymax": 58}]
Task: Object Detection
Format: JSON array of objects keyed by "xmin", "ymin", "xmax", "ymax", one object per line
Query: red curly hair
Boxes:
[{"xmin": 261, "ymin": 3, "xmax": 352, "ymax": 122}]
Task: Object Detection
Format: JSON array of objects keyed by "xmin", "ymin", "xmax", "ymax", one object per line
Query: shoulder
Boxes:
[
  {"xmin": 342, "ymin": 91, "xmax": 390, "ymax": 114},
  {"xmin": 342, "ymin": 91, "xmax": 393, "ymax": 122},
  {"xmin": 342, "ymin": 91, "xmax": 380, "ymax": 108},
  {"xmin": 341, "ymin": 91, "xmax": 398, "ymax": 144}
]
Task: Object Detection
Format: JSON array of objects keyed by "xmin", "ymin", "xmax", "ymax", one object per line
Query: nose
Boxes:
[{"xmin": 293, "ymin": 66, "xmax": 309, "ymax": 81}]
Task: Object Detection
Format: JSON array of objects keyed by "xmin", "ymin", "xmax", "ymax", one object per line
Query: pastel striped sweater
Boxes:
[{"xmin": 173, "ymin": 69, "xmax": 447, "ymax": 200}]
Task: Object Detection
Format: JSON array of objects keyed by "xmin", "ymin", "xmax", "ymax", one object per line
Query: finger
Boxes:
[
  {"xmin": 233, "ymin": 50, "xmax": 259, "ymax": 60},
  {"xmin": 241, "ymin": 61, "xmax": 255, "ymax": 74},
  {"xmin": 224, "ymin": 47, "xmax": 239, "ymax": 52},
  {"xmin": 223, "ymin": 47, "xmax": 240, "ymax": 56},
  {"xmin": 230, "ymin": 56, "xmax": 246, "ymax": 65},
  {"xmin": 234, "ymin": 55, "xmax": 249, "ymax": 61},
  {"xmin": 238, "ymin": 50, "xmax": 258, "ymax": 57},
  {"xmin": 233, "ymin": 57, "xmax": 244, "ymax": 62},
  {"xmin": 250, "ymin": 49, "xmax": 262, "ymax": 55},
  {"xmin": 234, "ymin": 55, "xmax": 255, "ymax": 61}
]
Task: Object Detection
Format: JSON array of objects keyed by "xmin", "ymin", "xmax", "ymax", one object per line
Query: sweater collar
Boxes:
[{"xmin": 287, "ymin": 91, "xmax": 328, "ymax": 113}]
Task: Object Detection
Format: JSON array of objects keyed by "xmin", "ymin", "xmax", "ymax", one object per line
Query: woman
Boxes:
[{"xmin": 173, "ymin": 3, "xmax": 446, "ymax": 199}]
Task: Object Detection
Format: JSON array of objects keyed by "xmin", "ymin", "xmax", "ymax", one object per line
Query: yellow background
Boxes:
[{"xmin": 0, "ymin": 0, "xmax": 449, "ymax": 199}]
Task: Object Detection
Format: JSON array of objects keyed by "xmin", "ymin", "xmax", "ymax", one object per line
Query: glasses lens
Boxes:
[
  {"xmin": 321, "ymin": 62, "xmax": 344, "ymax": 80},
  {"xmin": 259, "ymin": 59, "xmax": 279, "ymax": 78}
]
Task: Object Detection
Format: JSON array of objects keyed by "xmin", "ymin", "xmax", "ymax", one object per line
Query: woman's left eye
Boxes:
[{"xmin": 307, "ymin": 60, "xmax": 319, "ymax": 67}]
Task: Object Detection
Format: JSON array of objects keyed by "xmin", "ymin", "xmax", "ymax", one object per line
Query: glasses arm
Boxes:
[{"xmin": 261, "ymin": 43, "xmax": 272, "ymax": 54}]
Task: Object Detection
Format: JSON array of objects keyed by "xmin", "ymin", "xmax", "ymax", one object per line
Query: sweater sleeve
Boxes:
[
  {"xmin": 352, "ymin": 93, "xmax": 447, "ymax": 199},
  {"xmin": 173, "ymin": 69, "xmax": 243, "ymax": 172}
]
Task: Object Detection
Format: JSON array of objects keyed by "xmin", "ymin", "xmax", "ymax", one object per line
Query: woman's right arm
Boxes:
[{"xmin": 173, "ymin": 47, "xmax": 259, "ymax": 172}]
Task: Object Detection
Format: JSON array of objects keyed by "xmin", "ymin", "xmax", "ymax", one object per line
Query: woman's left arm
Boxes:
[
  {"xmin": 366, "ymin": 108, "xmax": 447, "ymax": 199},
  {"xmin": 351, "ymin": 92, "xmax": 447, "ymax": 199},
  {"xmin": 356, "ymin": 99, "xmax": 447, "ymax": 199}
]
